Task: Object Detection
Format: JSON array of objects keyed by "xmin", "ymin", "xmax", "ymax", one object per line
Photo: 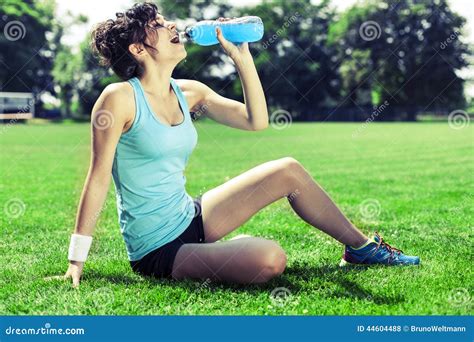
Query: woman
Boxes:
[{"xmin": 64, "ymin": 2, "xmax": 419, "ymax": 287}]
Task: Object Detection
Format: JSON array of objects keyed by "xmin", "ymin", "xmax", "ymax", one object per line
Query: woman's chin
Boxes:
[{"xmin": 178, "ymin": 48, "xmax": 187, "ymax": 60}]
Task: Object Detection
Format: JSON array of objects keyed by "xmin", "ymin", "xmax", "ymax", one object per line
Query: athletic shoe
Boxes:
[{"xmin": 339, "ymin": 232, "xmax": 420, "ymax": 266}]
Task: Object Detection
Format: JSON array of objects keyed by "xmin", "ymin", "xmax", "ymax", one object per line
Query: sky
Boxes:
[{"xmin": 56, "ymin": 0, "xmax": 473, "ymax": 97}]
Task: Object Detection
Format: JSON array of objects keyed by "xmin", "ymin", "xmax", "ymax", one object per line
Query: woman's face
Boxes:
[{"xmin": 144, "ymin": 13, "xmax": 187, "ymax": 62}]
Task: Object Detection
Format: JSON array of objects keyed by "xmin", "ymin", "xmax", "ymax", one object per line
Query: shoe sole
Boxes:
[
  {"xmin": 339, "ymin": 258, "xmax": 420, "ymax": 267},
  {"xmin": 339, "ymin": 258, "xmax": 352, "ymax": 267}
]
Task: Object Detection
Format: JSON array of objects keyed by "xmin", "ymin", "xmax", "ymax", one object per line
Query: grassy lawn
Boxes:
[{"xmin": 0, "ymin": 120, "xmax": 472, "ymax": 315}]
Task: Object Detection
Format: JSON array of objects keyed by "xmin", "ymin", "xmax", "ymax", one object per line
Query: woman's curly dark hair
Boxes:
[{"xmin": 91, "ymin": 2, "xmax": 160, "ymax": 80}]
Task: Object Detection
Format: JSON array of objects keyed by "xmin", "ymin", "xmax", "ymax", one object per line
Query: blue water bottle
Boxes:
[{"xmin": 178, "ymin": 16, "xmax": 264, "ymax": 46}]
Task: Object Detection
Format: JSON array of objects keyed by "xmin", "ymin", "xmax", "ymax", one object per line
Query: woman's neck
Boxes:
[{"xmin": 138, "ymin": 63, "xmax": 174, "ymax": 98}]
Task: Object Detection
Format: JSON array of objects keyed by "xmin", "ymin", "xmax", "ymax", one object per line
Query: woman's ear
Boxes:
[{"xmin": 128, "ymin": 43, "xmax": 145, "ymax": 58}]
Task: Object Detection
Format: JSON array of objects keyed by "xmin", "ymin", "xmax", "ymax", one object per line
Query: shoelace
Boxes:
[{"xmin": 374, "ymin": 231, "xmax": 403, "ymax": 260}]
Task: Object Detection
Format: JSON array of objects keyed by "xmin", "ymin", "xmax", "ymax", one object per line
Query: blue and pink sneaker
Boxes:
[{"xmin": 340, "ymin": 232, "xmax": 420, "ymax": 266}]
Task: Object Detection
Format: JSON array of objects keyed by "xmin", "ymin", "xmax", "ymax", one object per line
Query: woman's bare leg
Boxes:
[
  {"xmin": 201, "ymin": 157, "xmax": 367, "ymax": 246},
  {"xmin": 171, "ymin": 157, "xmax": 368, "ymax": 283},
  {"xmin": 172, "ymin": 237, "xmax": 286, "ymax": 283}
]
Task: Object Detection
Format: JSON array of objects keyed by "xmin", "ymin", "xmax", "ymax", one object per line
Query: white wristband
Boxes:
[{"xmin": 68, "ymin": 234, "xmax": 93, "ymax": 262}]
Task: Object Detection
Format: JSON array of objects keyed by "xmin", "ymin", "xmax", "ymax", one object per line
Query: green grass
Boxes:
[{"xmin": 0, "ymin": 120, "xmax": 472, "ymax": 315}]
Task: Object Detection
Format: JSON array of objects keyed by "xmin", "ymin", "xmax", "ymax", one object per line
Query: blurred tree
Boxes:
[
  {"xmin": 329, "ymin": 0, "xmax": 470, "ymax": 120},
  {"xmin": 52, "ymin": 48, "xmax": 80, "ymax": 118},
  {"xmin": 234, "ymin": 0, "xmax": 340, "ymax": 119},
  {"xmin": 53, "ymin": 33, "xmax": 120, "ymax": 118},
  {"xmin": 51, "ymin": 11, "xmax": 88, "ymax": 118},
  {"xmin": 75, "ymin": 36, "xmax": 120, "ymax": 117},
  {"xmin": 339, "ymin": 49, "xmax": 372, "ymax": 106},
  {"xmin": 0, "ymin": 0, "xmax": 56, "ymax": 106}
]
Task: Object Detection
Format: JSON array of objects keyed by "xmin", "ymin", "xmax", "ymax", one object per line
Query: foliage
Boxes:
[
  {"xmin": 328, "ymin": 0, "xmax": 470, "ymax": 120},
  {"xmin": 1, "ymin": 0, "xmax": 472, "ymax": 120},
  {"xmin": 235, "ymin": 0, "xmax": 340, "ymax": 117},
  {"xmin": 0, "ymin": 0, "xmax": 56, "ymax": 99}
]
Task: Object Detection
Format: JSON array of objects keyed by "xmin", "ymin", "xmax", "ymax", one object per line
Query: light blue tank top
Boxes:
[{"xmin": 111, "ymin": 77, "xmax": 198, "ymax": 261}]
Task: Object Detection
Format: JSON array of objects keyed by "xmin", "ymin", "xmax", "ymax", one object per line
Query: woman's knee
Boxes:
[
  {"xmin": 277, "ymin": 156, "xmax": 301, "ymax": 169},
  {"xmin": 273, "ymin": 157, "xmax": 305, "ymax": 192},
  {"xmin": 257, "ymin": 240, "xmax": 287, "ymax": 282}
]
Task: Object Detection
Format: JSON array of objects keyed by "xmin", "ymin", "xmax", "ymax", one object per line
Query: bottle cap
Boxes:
[{"xmin": 178, "ymin": 31, "xmax": 190, "ymax": 44}]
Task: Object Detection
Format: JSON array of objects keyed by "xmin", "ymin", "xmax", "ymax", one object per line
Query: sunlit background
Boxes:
[{"xmin": 1, "ymin": 0, "xmax": 473, "ymax": 122}]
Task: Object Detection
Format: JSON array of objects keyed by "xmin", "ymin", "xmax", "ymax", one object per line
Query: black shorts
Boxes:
[{"xmin": 129, "ymin": 195, "xmax": 205, "ymax": 279}]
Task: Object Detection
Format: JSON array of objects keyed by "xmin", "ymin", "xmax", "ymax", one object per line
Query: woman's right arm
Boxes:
[{"xmin": 64, "ymin": 83, "xmax": 133, "ymax": 287}]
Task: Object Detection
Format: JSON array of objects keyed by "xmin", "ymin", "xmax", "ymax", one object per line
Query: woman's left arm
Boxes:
[{"xmin": 183, "ymin": 20, "xmax": 269, "ymax": 131}]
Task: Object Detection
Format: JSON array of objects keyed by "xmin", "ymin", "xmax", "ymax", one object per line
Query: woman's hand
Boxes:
[
  {"xmin": 64, "ymin": 261, "xmax": 84, "ymax": 288},
  {"xmin": 45, "ymin": 261, "xmax": 84, "ymax": 287},
  {"xmin": 215, "ymin": 17, "xmax": 252, "ymax": 64}
]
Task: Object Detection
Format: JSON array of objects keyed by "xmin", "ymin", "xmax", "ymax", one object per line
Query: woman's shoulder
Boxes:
[
  {"xmin": 174, "ymin": 78, "xmax": 207, "ymax": 92},
  {"xmin": 174, "ymin": 79, "xmax": 209, "ymax": 111},
  {"xmin": 100, "ymin": 81, "xmax": 134, "ymax": 110},
  {"xmin": 93, "ymin": 81, "xmax": 135, "ymax": 125},
  {"xmin": 103, "ymin": 81, "xmax": 134, "ymax": 98}
]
